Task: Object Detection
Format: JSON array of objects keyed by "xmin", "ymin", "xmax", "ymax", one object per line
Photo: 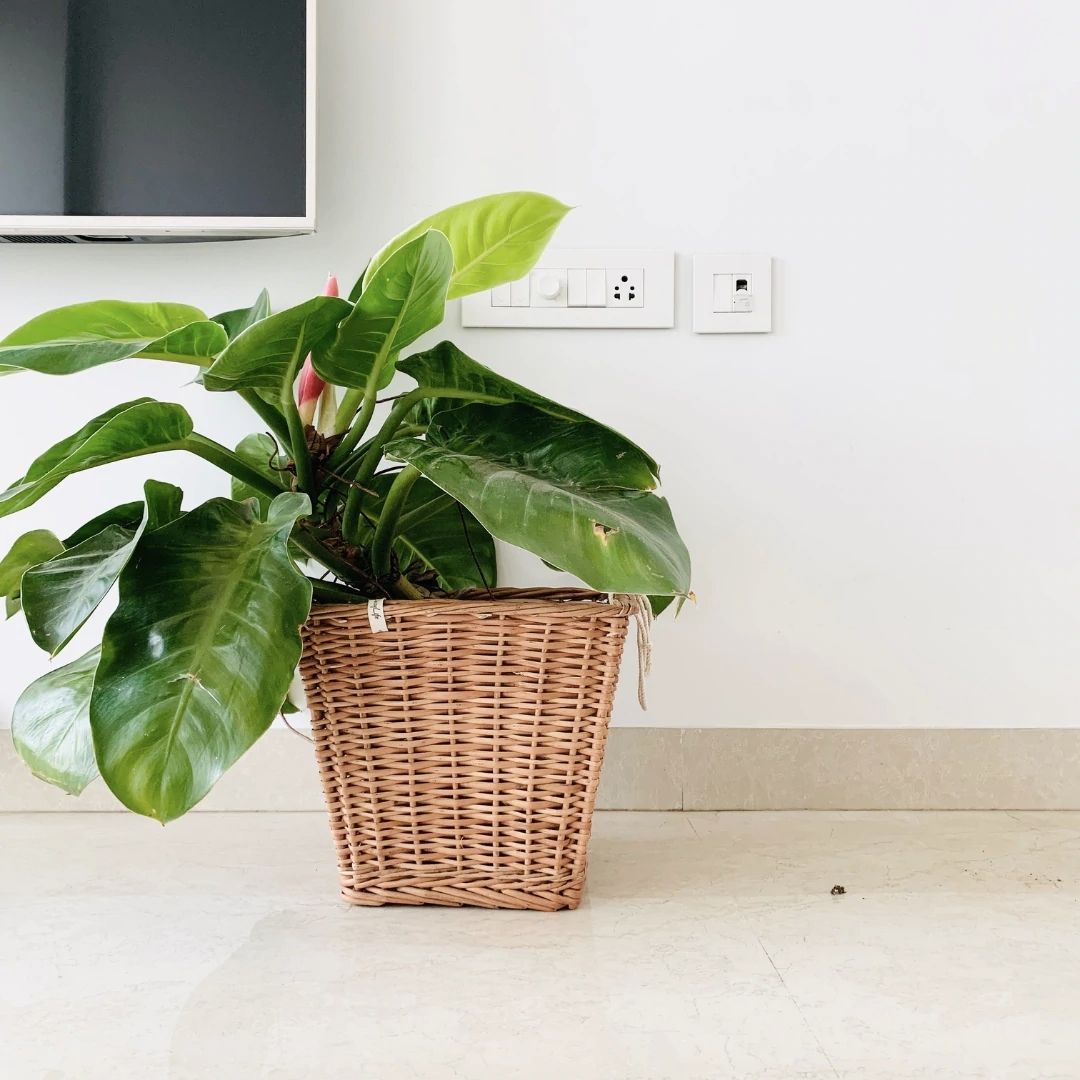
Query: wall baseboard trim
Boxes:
[{"xmin": 3, "ymin": 727, "xmax": 1080, "ymax": 812}]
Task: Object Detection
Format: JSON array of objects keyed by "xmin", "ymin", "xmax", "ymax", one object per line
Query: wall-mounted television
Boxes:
[{"xmin": 0, "ymin": 0, "xmax": 315, "ymax": 243}]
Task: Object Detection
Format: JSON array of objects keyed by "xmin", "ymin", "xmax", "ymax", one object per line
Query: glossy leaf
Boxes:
[
  {"xmin": 21, "ymin": 480, "xmax": 183, "ymax": 656},
  {"xmin": 90, "ymin": 493, "xmax": 313, "ymax": 821},
  {"xmin": 64, "ymin": 502, "xmax": 144, "ymax": 547},
  {"xmin": 386, "ymin": 404, "xmax": 691, "ymax": 596},
  {"xmin": 401, "ymin": 341, "xmax": 660, "ymax": 481},
  {"xmin": 212, "ymin": 289, "xmax": 271, "ymax": 341},
  {"xmin": 202, "ymin": 296, "xmax": 352, "ymax": 393},
  {"xmin": 142, "ymin": 479, "xmax": 185, "ymax": 531},
  {"xmin": 12, "ymin": 647, "xmax": 100, "ymax": 795},
  {"xmin": 364, "ymin": 192, "xmax": 571, "ymax": 300},
  {"xmin": 0, "ymin": 399, "xmax": 193, "ymax": 519},
  {"xmin": 0, "ymin": 529, "xmax": 64, "ymax": 616},
  {"xmin": 314, "ymin": 231, "xmax": 453, "ymax": 390},
  {"xmin": 358, "ymin": 473, "xmax": 496, "ymax": 592},
  {"xmin": 231, "ymin": 433, "xmax": 291, "ymax": 514},
  {"xmin": 0, "ymin": 300, "xmax": 226, "ymax": 375}
]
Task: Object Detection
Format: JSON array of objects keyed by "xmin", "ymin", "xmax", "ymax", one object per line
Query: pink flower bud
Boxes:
[{"xmin": 296, "ymin": 274, "xmax": 340, "ymax": 427}]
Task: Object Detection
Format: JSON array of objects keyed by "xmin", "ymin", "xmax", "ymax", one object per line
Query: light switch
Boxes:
[
  {"xmin": 585, "ymin": 268, "xmax": 607, "ymax": 307},
  {"xmin": 509, "ymin": 276, "xmax": 531, "ymax": 307},
  {"xmin": 490, "ymin": 283, "xmax": 511, "ymax": 307},
  {"xmin": 567, "ymin": 268, "xmax": 587, "ymax": 307},
  {"xmin": 712, "ymin": 274, "xmax": 733, "ymax": 313}
]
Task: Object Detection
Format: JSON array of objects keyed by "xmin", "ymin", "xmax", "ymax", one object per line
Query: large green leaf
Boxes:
[
  {"xmin": 11, "ymin": 647, "xmax": 101, "ymax": 795},
  {"xmin": 0, "ymin": 529, "xmax": 65, "ymax": 616},
  {"xmin": 212, "ymin": 289, "xmax": 271, "ymax": 341},
  {"xmin": 0, "ymin": 300, "xmax": 226, "ymax": 375},
  {"xmin": 21, "ymin": 480, "xmax": 183, "ymax": 656},
  {"xmin": 90, "ymin": 493, "xmax": 313, "ymax": 822},
  {"xmin": 363, "ymin": 192, "xmax": 571, "ymax": 301},
  {"xmin": 358, "ymin": 473, "xmax": 496, "ymax": 592},
  {"xmin": 202, "ymin": 296, "xmax": 352, "ymax": 393},
  {"xmin": 386, "ymin": 404, "xmax": 691, "ymax": 596},
  {"xmin": 401, "ymin": 341, "xmax": 660, "ymax": 481},
  {"xmin": 313, "ymin": 231, "xmax": 452, "ymax": 390},
  {"xmin": 0, "ymin": 399, "xmax": 193, "ymax": 519}
]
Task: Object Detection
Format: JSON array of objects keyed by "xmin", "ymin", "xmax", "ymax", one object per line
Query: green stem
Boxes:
[
  {"xmin": 184, "ymin": 434, "xmax": 286, "ymax": 499},
  {"xmin": 337, "ymin": 387, "xmax": 504, "ymax": 544},
  {"xmin": 335, "ymin": 385, "xmax": 367, "ymax": 433},
  {"xmin": 391, "ymin": 575, "xmax": 425, "ymax": 599},
  {"xmin": 370, "ymin": 465, "xmax": 421, "ymax": 580},
  {"xmin": 330, "ymin": 375, "xmax": 380, "ymax": 461},
  {"xmin": 291, "ymin": 528, "xmax": 369, "ymax": 589},
  {"xmin": 186, "ymin": 433, "xmax": 369, "ymax": 592},
  {"xmin": 308, "ymin": 578, "xmax": 367, "ymax": 603},
  {"xmin": 239, "ymin": 390, "xmax": 291, "ymax": 446}
]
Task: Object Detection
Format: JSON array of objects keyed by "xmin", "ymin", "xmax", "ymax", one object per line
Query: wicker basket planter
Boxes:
[{"xmin": 299, "ymin": 588, "xmax": 635, "ymax": 910}]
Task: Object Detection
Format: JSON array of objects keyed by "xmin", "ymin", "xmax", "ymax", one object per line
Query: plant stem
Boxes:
[
  {"xmin": 337, "ymin": 386, "xmax": 504, "ymax": 544},
  {"xmin": 391, "ymin": 575, "xmax": 425, "ymax": 599},
  {"xmin": 331, "ymin": 374, "xmax": 379, "ymax": 459},
  {"xmin": 184, "ymin": 434, "xmax": 286, "ymax": 499},
  {"xmin": 281, "ymin": 333, "xmax": 316, "ymax": 502},
  {"xmin": 330, "ymin": 386, "xmax": 502, "ymax": 476},
  {"xmin": 335, "ymin": 385, "xmax": 366, "ymax": 433},
  {"xmin": 188, "ymin": 434, "xmax": 371, "ymax": 593},
  {"xmin": 239, "ymin": 390, "xmax": 291, "ymax": 446},
  {"xmin": 370, "ymin": 465, "xmax": 421, "ymax": 580},
  {"xmin": 308, "ymin": 578, "xmax": 366, "ymax": 603},
  {"xmin": 291, "ymin": 529, "xmax": 370, "ymax": 589}
]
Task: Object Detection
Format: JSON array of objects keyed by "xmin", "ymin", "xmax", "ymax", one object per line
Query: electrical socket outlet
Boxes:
[{"xmin": 606, "ymin": 268, "xmax": 645, "ymax": 307}]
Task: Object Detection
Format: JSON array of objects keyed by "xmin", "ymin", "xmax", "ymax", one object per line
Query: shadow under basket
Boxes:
[{"xmin": 299, "ymin": 588, "xmax": 635, "ymax": 911}]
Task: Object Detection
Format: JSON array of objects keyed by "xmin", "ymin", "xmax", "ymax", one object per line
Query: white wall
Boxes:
[{"xmin": 2, "ymin": 0, "xmax": 1079, "ymax": 729}]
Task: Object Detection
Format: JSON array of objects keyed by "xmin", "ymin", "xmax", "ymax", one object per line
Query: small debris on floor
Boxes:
[{"xmin": 830, "ymin": 884, "xmax": 847, "ymax": 896}]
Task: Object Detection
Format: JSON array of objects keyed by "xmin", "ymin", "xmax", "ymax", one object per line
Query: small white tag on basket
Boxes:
[{"xmin": 367, "ymin": 598, "xmax": 388, "ymax": 633}]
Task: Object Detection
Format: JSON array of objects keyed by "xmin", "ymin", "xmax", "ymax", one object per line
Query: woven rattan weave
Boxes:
[{"xmin": 300, "ymin": 588, "xmax": 633, "ymax": 910}]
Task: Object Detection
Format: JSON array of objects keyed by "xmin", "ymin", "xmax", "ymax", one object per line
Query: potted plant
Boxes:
[{"xmin": 0, "ymin": 192, "xmax": 691, "ymax": 909}]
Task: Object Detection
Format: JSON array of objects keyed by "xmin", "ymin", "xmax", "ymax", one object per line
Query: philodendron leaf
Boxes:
[
  {"xmin": 231, "ymin": 433, "xmax": 291, "ymax": 515},
  {"xmin": 90, "ymin": 492, "xmax": 313, "ymax": 822},
  {"xmin": 64, "ymin": 502, "xmax": 144, "ymax": 547},
  {"xmin": 386, "ymin": 404, "xmax": 691, "ymax": 596},
  {"xmin": 142, "ymin": 478, "xmax": 185, "ymax": 531},
  {"xmin": 21, "ymin": 480, "xmax": 183, "ymax": 656},
  {"xmin": 363, "ymin": 192, "xmax": 571, "ymax": 300},
  {"xmin": 211, "ymin": 289, "xmax": 272, "ymax": 341},
  {"xmin": 0, "ymin": 300, "xmax": 227, "ymax": 375},
  {"xmin": 313, "ymin": 230, "xmax": 453, "ymax": 390},
  {"xmin": 401, "ymin": 341, "xmax": 660, "ymax": 480},
  {"xmin": 357, "ymin": 473, "xmax": 496, "ymax": 592},
  {"xmin": 12, "ymin": 646, "xmax": 101, "ymax": 795},
  {"xmin": 0, "ymin": 529, "xmax": 65, "ymax": 616},
  {"xmin": 202, "ymin": 295, "xmax": 352, "ymax": 393},
  {"xmin": 0, "ymin": 399, "xmax": 193, "ymax": 519}
]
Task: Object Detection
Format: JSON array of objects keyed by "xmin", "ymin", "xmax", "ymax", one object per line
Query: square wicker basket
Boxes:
[{"xmin": 299, "ymin": 588, "xmax": 633, "ymax": 910}]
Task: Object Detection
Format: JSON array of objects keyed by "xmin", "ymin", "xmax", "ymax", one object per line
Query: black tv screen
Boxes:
[{"xmin": 0, "ymin": 0, "xmax": 309, "ymax": 223}]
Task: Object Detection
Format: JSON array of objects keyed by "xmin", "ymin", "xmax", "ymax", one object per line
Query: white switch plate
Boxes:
[
  {"xmin": 693, "ymin": 254, "xmax": 772, "ymax": 333},
  {"xmin": 461, "ymin": 249, "xmax": 674, "ymax": 328}
]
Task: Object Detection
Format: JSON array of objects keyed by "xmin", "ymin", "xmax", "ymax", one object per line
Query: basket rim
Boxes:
[{"xmin": 304, "ymin": 586, "xmax": 637, "ymax": 623}]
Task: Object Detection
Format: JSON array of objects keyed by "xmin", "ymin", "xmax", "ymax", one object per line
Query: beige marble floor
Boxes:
[{"xmin": 2, "ymin": 811, "xmax": 1079, "ymax": 1080}]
